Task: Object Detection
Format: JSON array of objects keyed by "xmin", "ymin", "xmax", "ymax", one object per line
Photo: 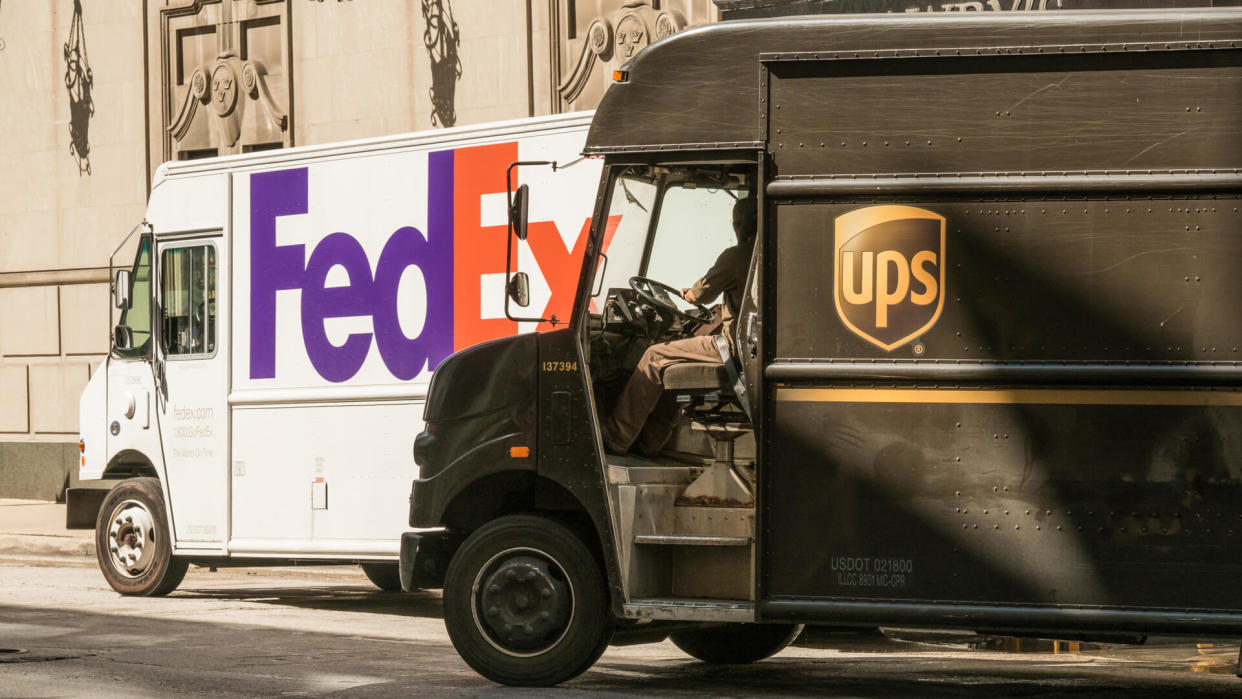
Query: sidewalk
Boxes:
[{"xmin": 0, "ymin": 499, "xmax": 96, "ymax": 561}]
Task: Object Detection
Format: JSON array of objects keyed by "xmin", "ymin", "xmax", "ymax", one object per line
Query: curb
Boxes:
[{"xmin": 0, "ymin": 534, "xmax": 95, "ymax": 559}]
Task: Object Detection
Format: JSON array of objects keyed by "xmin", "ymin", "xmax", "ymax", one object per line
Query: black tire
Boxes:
[
  {"xmin": 360, "ymin": 562, "xmax": 403, "ymax": 592},
  {"xmin": 442, "ymin": 514, "xmax": 612, "ymax": 686},
  {"xmin": 671, "ymin": 623, "xmax": 804, "ymax": 664},
  {"xmin": 94, "ymin": 477, "xmax": 188, "ymax": 596}
]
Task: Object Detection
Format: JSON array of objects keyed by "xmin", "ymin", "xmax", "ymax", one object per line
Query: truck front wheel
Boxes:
[
  {"xmin": 671, "ymin": 623, "xmax": 804, "ymax": 664},
  {"xmin": 94, "ymin": 477, "xmax": 188, "ymax": 596},
  {"xmin": 442, "ymin": 514, "xmax": 611, "ymax": 686}
]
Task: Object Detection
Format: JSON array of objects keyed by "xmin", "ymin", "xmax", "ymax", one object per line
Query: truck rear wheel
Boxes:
[
  {"xmin": 94, "ymin": 477, "xmax": 188, "ymax": 596},
  {"xmin": 360, "ymin": 562, "xmax": 403, "ymax": 592},
  {"xmin": 442, "ymin": 514, "xmax": 611, "ymax": 686},
  {"xmin": 671, "ymin": 623, "xmax": 804, "ymax": 664}
]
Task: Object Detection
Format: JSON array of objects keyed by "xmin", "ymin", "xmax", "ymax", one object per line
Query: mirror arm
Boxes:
[{"xmin": 504, "ymin": 160, "xmax": 558, "ymax": 325}]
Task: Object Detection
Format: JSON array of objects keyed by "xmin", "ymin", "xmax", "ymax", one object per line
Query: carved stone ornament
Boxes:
[
  {"xmin": 210, "ymin": 63, "xmax": 238, "ymax": 117},
  {"xmin": 614, "ymin": 13, "xmax": 645, "ymax": 59},
  {"xmin": 168, "ymin": 50, "xmax": 287, "ymax": 148},
  {"xmin": 653, "ymin": 11, "xmax": 679, "ymax": 40},
  {"xmin": 557, "ymin": 1, "xmax": 684, "ymax": 105},
  {"xmin": 242, "ymin": 61, "xmax": 289, "ymax": 131}
]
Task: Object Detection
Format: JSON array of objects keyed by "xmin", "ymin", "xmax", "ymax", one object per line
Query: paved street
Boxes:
[{"xmin": 1, "ymin": 561, "xmax": 1240, "ymax": 697}]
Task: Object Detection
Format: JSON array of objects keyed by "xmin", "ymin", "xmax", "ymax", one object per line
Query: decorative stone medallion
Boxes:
[{"xmin": 210, "ymin": 63, "xmax": 238, "ymax": 117}]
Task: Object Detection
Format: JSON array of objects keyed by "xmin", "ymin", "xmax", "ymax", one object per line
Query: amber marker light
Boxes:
[
  {"xmin": 612, "ymin": 70, "xmax": 629, "ymax": 82},
  {"xmin": 509, "ymin": 446, "xmax": 531, "ymax": 458}
]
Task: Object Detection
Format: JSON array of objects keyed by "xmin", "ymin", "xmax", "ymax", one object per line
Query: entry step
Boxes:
[
  {"xmin": 633, "ymin": 534, "xmax": 751, "ymax": 546},
  {"xmin": 624, "ymin": 598, "xmax": 755, "ymax": 622}
]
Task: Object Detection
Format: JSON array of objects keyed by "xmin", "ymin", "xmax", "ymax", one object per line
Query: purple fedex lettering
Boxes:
[
  {"xmin": 250, "ymin": 168, "xmax": 308, "ymax": 379},
  {"xmin": 301, "ymin": 232, "xmax": 373, "ymax": 382},
  {"xmin": 249, "ymin": 154, "xmax": 454, "ymax": 382},
  {"xmin": 373, "ymin": 224, "xmax": 452, "ymax": 379}
]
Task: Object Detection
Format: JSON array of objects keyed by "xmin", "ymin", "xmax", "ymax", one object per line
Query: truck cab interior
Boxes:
[{"xmin": 582, "ymin": 161, "xmax": 761, "ymax": 603}]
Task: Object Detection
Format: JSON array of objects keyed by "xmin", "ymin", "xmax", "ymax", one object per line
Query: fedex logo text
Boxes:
[
  {"xmin": 249, "ymin": 164, "xmax": 452, "ymax": 382},
  {"xmin": 248, "ymin": 143, "xmax": 600, "ymax": 383}
]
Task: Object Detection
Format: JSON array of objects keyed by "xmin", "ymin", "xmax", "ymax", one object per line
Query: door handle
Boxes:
[
  {"xmin": 745, "ymin": 312, "xmax": 759, "ymax": 359},
  {"xmin": 154, "ymin": 358, "xmax": 168, "ymax": 408}
]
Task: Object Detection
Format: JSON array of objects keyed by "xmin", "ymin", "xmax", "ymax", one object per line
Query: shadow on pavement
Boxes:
[
  {"xmin": 0, "ymin": 602, "xmax": 476, "ymax": 697},
  {"xmin": 172, "ymin": 581, "xmax": 445, "ymax": 619},
  {"xmin": 2, "ymin": 600, "xmax": 1240, "ymax": 697}
]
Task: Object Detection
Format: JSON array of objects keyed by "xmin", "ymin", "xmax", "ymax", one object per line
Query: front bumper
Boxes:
[{"xmin": 399, "ymin": 530, "xmax": 460, "ymax": 591}]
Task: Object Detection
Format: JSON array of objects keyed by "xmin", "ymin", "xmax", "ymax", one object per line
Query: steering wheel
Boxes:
[{"xmin": 628, "ymin": 276, "xmax": 713, "ymax": 326}]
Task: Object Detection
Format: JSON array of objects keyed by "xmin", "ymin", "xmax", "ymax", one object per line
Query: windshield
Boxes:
[
  {"xmin": 590, "ymin": 163, "xmax": 752, "ymax": 309},
  {"xmin": 115, "ymin": 235, "xmax": 153, "ymax": 358},
  {"xmin": 646, "ymin": 184, "xmax": 746, "ymax": 292}
]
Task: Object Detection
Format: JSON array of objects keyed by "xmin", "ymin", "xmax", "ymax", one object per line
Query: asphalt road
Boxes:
[{"xmin": 1, "ymin": 561, "xmax": 1240, "ymax": 697}]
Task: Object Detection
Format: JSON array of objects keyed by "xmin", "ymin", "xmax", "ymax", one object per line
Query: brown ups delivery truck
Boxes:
[{"xmin": 400, "ymin": 6, "xmax": 1242, "ymax": 686}]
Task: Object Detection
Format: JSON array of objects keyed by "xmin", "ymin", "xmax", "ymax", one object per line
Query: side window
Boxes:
[
  {"xmin": 160, "ymin": 245, "xmax": 217, "ymax": 357},
  {"xmin": 592, "ymin": 169, "xmax": 657, "ymax": 297},
  {"xmin": 645, "ymin": 186, "xmax": 745, "ymax": 291},
  {"xmin": 115, "ymin": 237, "xmax": 154, "ymax": 358}
]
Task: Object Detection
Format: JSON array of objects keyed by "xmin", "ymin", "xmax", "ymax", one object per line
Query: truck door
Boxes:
[
  {"xmin": 106, "ymin": 236, "xmax": 163, "ymax": 479},
  {"xmin": 154, "ymin": 236, "xmax": 229, "ymax": 550}
]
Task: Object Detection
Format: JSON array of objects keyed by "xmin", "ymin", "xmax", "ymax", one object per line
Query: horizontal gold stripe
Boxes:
[{"xmin": 775, "ymin": 387, "xmax": 1242, "ymax": 407}]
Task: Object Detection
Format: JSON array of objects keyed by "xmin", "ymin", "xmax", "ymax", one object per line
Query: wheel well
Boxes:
[
  {"xmin": 442, "ymin": 472, "xmax": 600, "ymax": 556},
  {"xmin": 437, "ymin": 473, "xmax": 614, "ymax": 611},
  {"xmin": 104, "ymin": 450, "xmax": 158, "ymax": 479}
]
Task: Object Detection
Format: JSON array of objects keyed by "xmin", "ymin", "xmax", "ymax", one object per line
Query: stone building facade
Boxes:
[{"xmin": 0, "ymin": 0, "xmax": 721, "ymax": 499}]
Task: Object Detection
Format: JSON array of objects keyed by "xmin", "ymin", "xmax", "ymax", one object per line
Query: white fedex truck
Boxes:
[{"xmin": 73, "ymin": 113, "xmax": 601, "ymax": 595}]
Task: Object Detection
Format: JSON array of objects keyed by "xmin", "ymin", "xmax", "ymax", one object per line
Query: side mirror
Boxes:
[
  {"xmin": 507, "ymin": 272, "xmax": 530, "ymax": 308},
  {"xmin": 509, "ymin": 184, "xmax": 529, "ymax": 241},
  {"xmin": 114, "ymin": 325, "xmax": 134, "ymax": 350},
  {"xmin": 114, "ymin": 270, "xmax": 132, "ymax": 310}
]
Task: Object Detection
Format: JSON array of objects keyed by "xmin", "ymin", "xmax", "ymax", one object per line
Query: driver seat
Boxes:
[{"xmin": 661, "ymin": 335, "xmax": 751, "ymax": 423}]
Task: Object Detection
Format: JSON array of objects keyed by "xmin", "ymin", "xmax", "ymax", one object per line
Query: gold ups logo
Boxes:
[{"xmin": 834, "ymin": 205, "xmax": 945, "ymax": 352}]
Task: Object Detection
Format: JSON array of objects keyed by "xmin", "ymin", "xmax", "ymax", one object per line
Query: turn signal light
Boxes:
[
  {"xmin": 612, "ymin": 70, "xmax": 629, "ymax": 82},
  {"xmin": 78, "ymin": 440, "xmax": 85, "ymax": 453},
  {"xmin": 509, "ymin": 446, "xmax": 530, "ymax": 458}
]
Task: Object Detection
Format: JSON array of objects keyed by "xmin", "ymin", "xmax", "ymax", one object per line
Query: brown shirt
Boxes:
[{"xmin": 688, "ymin": 239, "xmax": 754, "ymax": 340}]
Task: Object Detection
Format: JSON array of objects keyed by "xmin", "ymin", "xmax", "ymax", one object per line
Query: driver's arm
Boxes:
[{"xmin": 684, "ymin": 246, "xmax": 742, "ymax": 306}]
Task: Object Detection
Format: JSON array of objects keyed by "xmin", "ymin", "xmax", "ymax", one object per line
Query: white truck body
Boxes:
[{"xmin": 79, "ymin": 112, "xmax": 599, "ymax": 562}]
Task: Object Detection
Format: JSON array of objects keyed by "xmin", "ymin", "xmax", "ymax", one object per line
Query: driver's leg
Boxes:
[
  {"xmin": 634, "ymin": 394, "xmax": 679, "ymax": 456},
  {"xmin": 602, "ymin": 335, "xmax": 720, "ymax": 454}
]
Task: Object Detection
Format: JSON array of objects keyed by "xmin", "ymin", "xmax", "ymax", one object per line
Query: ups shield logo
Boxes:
[{"xmin": 834, "ymin": 205, "xmax": 945, "ymax": 352}]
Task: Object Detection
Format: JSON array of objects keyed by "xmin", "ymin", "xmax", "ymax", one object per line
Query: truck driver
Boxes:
[{"xmin": 601, "ymin": 195, "xmax": 757, "ymax": 456}]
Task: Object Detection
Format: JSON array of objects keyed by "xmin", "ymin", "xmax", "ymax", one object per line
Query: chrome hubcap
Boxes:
[{"xmin": 107, "ymin": 500, "xmax": 155, "ymax": 578}]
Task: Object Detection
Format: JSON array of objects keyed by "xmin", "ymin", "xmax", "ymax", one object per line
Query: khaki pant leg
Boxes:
[
  {"xmin": 603, "ymin": 335, "xmax": 722, "ymax": 451},
  {"xmin": 634, "ymin": 393, "xmax": 680, "ymax": 455}
]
